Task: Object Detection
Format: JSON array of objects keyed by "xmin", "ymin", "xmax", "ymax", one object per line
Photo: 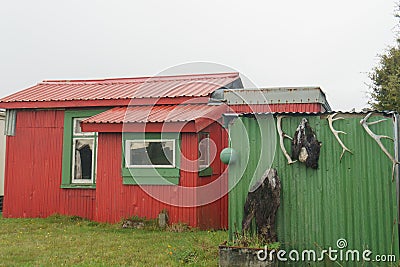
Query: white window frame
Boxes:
[
  {"xmin": 73, "ymin": 118, "xmax": 95, "ymax": 136},
  {"xmin": 71, "ymin": 117, "xmax": 98, "ymax": 184},
  {"xmin": 125, "ymin": 139, "xmax": 176, "ymax": 168},
  {"xmin": 198, "ymin": 133, "xmax": 210, "ymax": 169}
]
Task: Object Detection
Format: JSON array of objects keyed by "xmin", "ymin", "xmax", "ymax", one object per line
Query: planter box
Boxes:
[{"xmin": 219, "ymin": 245, "xmax": 277, "ymax": 267}]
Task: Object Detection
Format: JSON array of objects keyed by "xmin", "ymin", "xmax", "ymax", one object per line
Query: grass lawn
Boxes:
[{"xmin": 0, "ymin": 214, "xmax": 227, "ymax": 266}]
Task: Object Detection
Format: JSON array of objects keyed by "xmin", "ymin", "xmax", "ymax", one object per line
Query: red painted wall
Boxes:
[
  {"xmin": 94, "ymin": 126, "xmax": 228, "ymax": 229},
  {"xmin": 196, "ymin": 122, "xmax": 229, "ymax": 229},
  {"xmin": 3, "ymin": 110, "xmax": 228, "ymax": 228},
  {"xmin": 3, "ymin": 110, "xmax": 96, "ymax": 220},
  {"xmin": 94, "ymin": 133, "xmax": 192, "ymax": 225},
  {"xmin": 96, "ymin": 129, "xmax": 228, "ymax": 228}
]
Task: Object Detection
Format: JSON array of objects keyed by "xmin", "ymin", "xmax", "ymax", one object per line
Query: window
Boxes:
[
  {"xmin": 122, "ymin": 133, "xmax": 180, "ymax": 185},
  {"xmin": 125, "ymin": 139, "xmax": 175, "ymax": 168},
  {"xmin": 62, "ymin": 109, "xmax": 106, "ymax": 188},
  {"xmin": 71, "ymin": 118, "xmax": 97, "ymax": 184},
  {"xmin": 198, "ymin": 133, "xmax": 210, "ymax": 169},
  {"xmin": 198, "ymin": 132, "xmax": 212, "ymax": 177}
]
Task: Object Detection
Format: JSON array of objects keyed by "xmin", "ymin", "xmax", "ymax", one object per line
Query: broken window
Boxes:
[
  {"xmin": 71, "ymin": 118, "xmax": 97, "ymax": 184},
  {"xmin": 62, "ymin": 110, "xmax": 104, "ymax": 188},
  {"xmin": 125, "ymin": 140, "xmax": 175, "ymax": 168}
]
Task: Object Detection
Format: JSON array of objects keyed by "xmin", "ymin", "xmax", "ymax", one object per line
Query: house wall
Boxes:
[
  {"xmin": 0, "ymin": 112, "xmax": 5, "ymax": 197},
  {"xmin": 2, "ymin": 103, "xmax": 325, "ymax": 229},
  {"xmin": 196, "ymin": 121, "xmax": 229, "ymax": 229},
  {"xmin": 3, "ymin": 110, "xmax": 96, "ymax": 219},
  {"xmin": 95, "ymin": 132, "xmax": 198, "ymax": 225},
  {"xmin": 95, "ymin": 121, "xmax": 229, "ymax": 229},
  {"xmin": 227, "ymin": 113, "xmax": 399, "ymax": 265},
  {"xmin": 194, "ymin": 103, "xmax": 323, "ymax": 228},
  {"xmin": 2, "ymin": 109, "xmax": 228, "ymax": 228}
]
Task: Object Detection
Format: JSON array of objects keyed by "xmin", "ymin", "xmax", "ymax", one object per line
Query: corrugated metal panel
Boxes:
[
  {"xmin": 95, "ymin": 132, "xmax": 200, "ymax": 226},
  {"xmin": 180, "ymin": 133, "xmax": 200, "ymax": 225},
  {"xmin": 0, "ymin": 72, "xmax": 239, "ymax": 103},
  {"xmin": 83, "ymin": 104, "xmax": 227, "ymax": 124},
  {"xmin": 3, "ymin": 110, "xmax": 96, "ymax": 220},
  {"xmin": 0, "ymin": 114, "xmax": 5, "ymax": 197},
  {"xmin": 224, "ymin": 87, "xmax": 331, "ymax": 111},
  {"xmin": 240, "ymin": 110, "xmax": 397, "ymax": 116},
  {"xmin": 228, "ymin": 113, "xmax": 399, "ymax": 266},
  {"xmin": 229, "ymin": 103, "xmax": 322, "ymax": 113},
  {"xmin": 95, "ymin": 123, "xmax": 229, "ymax": 229},
  {"xmin": 197, "ymin": 122, "xmax": 229, "ymax": 229},
  {"xmin": 4, "ymin": 110, "xmax": 16, "ymax": 136},
  {"xmin": 2, "ymin": 110, "xmax": 228, "ymax": 228}
]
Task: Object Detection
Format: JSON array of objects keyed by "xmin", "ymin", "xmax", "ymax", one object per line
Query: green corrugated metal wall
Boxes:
[{"xmin": 228, "ymin": 113, "xmax": 399, "ymax": 266}]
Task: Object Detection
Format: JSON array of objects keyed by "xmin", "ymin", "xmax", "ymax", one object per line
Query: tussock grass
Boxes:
[{"xmin": 0, "ymin": 214, "xmax": 226, "ymax": 266}]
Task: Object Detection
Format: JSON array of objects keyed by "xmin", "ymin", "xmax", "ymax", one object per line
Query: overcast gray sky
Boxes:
[{"xmin": 0, "ymin": 0, "xmax": 397, "ymax": 110}]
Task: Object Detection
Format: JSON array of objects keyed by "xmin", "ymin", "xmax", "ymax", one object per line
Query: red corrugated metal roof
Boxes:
[
  {"xmin": 83, "ymin": 104, "xmax": 227, "ymax": 124},
  {"xmin": 0, "ymin": 73, "xmax": 239, "ymax": 104}
]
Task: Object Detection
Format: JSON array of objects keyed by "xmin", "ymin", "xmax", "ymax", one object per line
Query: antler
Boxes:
[
  {"xmin": 277, "ymin": 116, "xmax": 296, "ymax": 164},
  {"xmin": 360, "ymin": 112, "xmax": 399, "ymax": 180},
  {"xmin": 327, "ymin": 113, "xmax": 353, "ymax": 160}
]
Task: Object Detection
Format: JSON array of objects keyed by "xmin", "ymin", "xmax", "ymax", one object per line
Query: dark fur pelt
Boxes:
[
  {"xmin": 291, "ymin": 118, "xmax": 322, "ymax": 169},
  {"xmin": 242, "ymin": 168, "xmax": 281, "ymax": 243}
]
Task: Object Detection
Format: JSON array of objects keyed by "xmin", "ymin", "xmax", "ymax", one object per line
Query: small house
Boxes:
[{"xmin": 0, "ymin": 72, "xmax": 331, "ymax": 229}]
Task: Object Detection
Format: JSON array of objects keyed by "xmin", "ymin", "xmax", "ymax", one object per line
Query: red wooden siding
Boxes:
[
  {"xmin": 179, "ymin": 133, "xmax": 199, "ymax": 224},
  {"xmin": 3, "ymin": 110, "xmax": 96, "ymax": 219},
  {"xmin": 196, "ymin": 122, "xmax": 229, "ymax": 229},
  {"xmin": 95, "ymin": 124, "xmax": 229, "ymax": 229},
  {"xmin": 3, "ymin": 110, "xmax": 228, "ymax": 228},
  {"xmin": 95, "ymin": 133, "xmax": 200, "ymax": 226}
]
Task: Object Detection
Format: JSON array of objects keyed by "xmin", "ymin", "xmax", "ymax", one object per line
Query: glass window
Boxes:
[
  {"xmin": 198, "ymin": 133, "xmax": 210, "ymax": 169},
  {"xmin": 73, "ymin": 118, "xmax": 95, "ymax": 136},
  {"xmin": 62, "ymin": 110, "xmax": 105, "ymax": 188},
  {"xmin": 71, "ymin": 117, "xmax": 97, "ymax": 184},
  {"xmin": 125, "ymin": 139, "xmax": 175, "ymax": 168},
  {"xmin": 72, "ymin": 138, "xmax": 95, "ymax": 181},
  {"xmin": 121, "ymin": 133, "xmax": 180, "ymax": 185}
]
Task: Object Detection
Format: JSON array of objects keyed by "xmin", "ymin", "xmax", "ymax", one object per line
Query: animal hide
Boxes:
[
  {"xmin": 242, "ymin": 168, "xmax": 281, "ymax": 243},
  {"xmin": 291, "ymin": 118, "xmax": 321, "ymax": 169}
]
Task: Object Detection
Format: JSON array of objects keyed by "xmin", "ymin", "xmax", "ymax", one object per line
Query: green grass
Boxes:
[{"xmin": 0, "ymin": 214, "xmax": 227, "ymax": 266}]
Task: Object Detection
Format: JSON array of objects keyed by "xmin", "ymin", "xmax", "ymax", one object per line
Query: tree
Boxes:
[
  {"xmin": 369, "ymin": 4, "xmax": 400, "ymax": 111},
  {"xmin": 369, "ymin": 44, "xmax": 400, "ymax": 111}
]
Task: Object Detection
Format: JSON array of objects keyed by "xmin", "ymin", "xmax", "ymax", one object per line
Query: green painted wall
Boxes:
[{"xmin": 228, "ymin": 113, "xmax": 399, "ymax": 266}]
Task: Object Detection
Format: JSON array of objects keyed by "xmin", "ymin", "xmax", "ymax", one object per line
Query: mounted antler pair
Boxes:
[
  {"xmin": 278, "ymin": 114, "xmax": 353, "ymax": 164},
  {"xmin": 278, "ymin": 112, "xmax": 399, "ymax": 180},
  {"xmin": 360, "ymin": 113, "xmax": 399, "ymax": 180}
]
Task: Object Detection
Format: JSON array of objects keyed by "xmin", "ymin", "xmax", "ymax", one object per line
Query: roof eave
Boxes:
[
  {"xmin": 0, "ymin": 96, "xmax": 210, "ymax": 109},
  {"xmin": 81, "ymin": 121, "xmax": 199, "ymax": 133}
]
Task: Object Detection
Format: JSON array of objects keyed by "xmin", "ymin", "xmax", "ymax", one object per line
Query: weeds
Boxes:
[
  {"xmin": 227, "ymin": 231, "xmax": 280, "ymax": 250},
  {"xmin": 167, "ymin": 222, "xmax": 191, "ymax": 232},
  {"xmin": 121, "ymin": 215, "xmax": 159, "ymax": 230}
]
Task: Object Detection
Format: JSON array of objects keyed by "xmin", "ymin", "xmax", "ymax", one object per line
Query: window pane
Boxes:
[
  {"xmin": 73, "ymin": 139, "xmax": 94, "ymax": 180},
  {"xmin": 128, "ymin": 140, "xmax": 174, "ymax": 166},
  {"xmin": 73, "ymin": 118, "xmax": 94, "ymax": 135},
  {"xmin": 198, "ymin": 133, "xmax": 210, "ymax": 168}
]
